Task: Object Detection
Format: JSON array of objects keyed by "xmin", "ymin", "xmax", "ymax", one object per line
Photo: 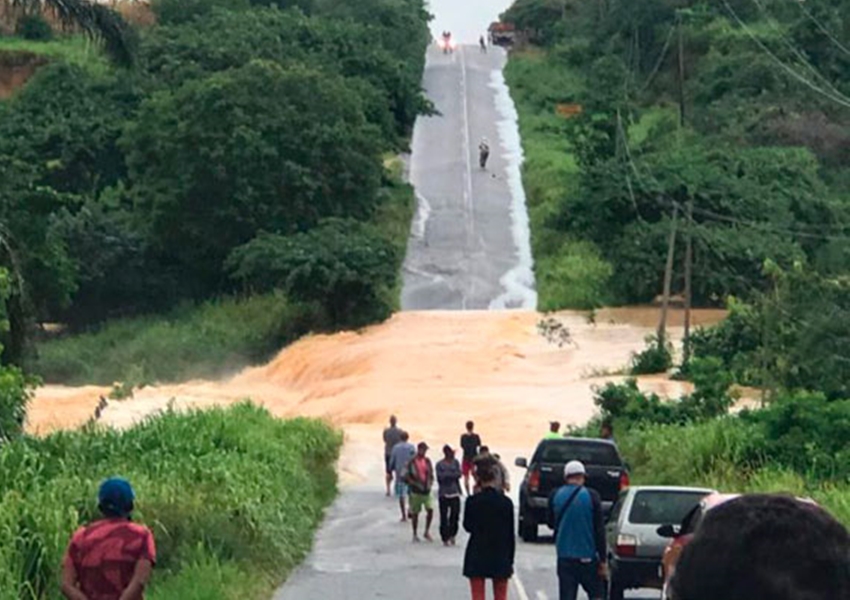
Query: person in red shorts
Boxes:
[
  {"xmin": 460, "ymin": 421, "xmax": 482, "ymax": 495},
  {"xmin": 61, "ymin": 477, "xmax": 156, "ymax": 600}
]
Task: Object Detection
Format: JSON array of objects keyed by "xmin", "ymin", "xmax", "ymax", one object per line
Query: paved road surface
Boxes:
[
  {"xmin": 273, "ymin": 481, "xmax": 659, "ymax": 600},
  {"xmin": 401, "ymin": 44, "xmax": 536, "ymax": 310}
]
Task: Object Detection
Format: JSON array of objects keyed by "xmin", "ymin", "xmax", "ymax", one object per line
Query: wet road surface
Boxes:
[
  {"xmin": 273, "ymin": 479, "xmax": 660, "ymax": 600},
  {"xmin": 401, "ymin": 44, "xmax": 536, "ymax": 311}
]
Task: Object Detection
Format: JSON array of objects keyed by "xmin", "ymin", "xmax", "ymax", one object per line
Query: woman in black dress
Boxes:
[{"xmin": 463, "ymin": 458, "xmax": 515, "ymax": 600}]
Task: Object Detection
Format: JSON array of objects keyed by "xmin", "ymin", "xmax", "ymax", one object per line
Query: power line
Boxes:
[
  {"xmin": 788, "ymin": 0, "xmax": 850, "ymax": 59},
  {"xmin": 720, "ymin": 0, "xmax": 850, "ymax": 110},
  {"xmin": 640, "ymin": 24, "xmax": 676, "ymax": 93},
  {"xmin": 750, "ymin": 0, "xmax": 850, "ymax": 101},
  {"xmin": 617, "ymin": 133, "xmax": 850, "ymax": 242}
]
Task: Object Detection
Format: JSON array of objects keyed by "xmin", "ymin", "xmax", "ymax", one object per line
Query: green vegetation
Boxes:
[
  {"xmin": 0, "ymin": 36, "xmax": 110, "ymax": 74},
  {"xmin": 0, "ymin": 0, "xmax": 429, "ymax": 375},
  {"xmin": 503, "ymin": 0, "xmax": 850, "ymax": 310},
  {"xmin": 27, "ymin": 294, "xmax": 321, "ymax": 385},
  {"xmin": 0, "ymin": 404, "xmax": 342, "ymax": 599}
]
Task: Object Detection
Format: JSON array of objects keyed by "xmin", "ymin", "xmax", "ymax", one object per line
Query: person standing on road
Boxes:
[
  {"xmin": 405, "ymin": 441, "xmax": 435, "ymax": 542},
  {"xmin": 460, "ymin": 421, "xmax": 482, "ymax": 495},
  {"xmin": 548, "ymin": 460, "xmax": 607, "ymax": 600},
  {"xmin": 479, "ymin": 138, "xmax": 490, "ymax": 169},
  {"xmin": 61, "ymin": 477, "xmax": 156, "ymax": 600},
  {"xmin": 389, "ymin": 431, "xmax": 416, "ymax": 522},
  {"xmin": 473, "ymin": 447, "xmax": 509, "ymax": 494},
  {"xmin": 600, "ymin": 421, "xmax": 615, "ymax": 444},
  {"xmin": 383, "ymin": 415, "xmax": 404, "ymax": 496},
  {"xmin": 463, "ymin": 461, "xmax": 515, "ymax": 600},
  {"xmin": 544, "ymin": 421, "xmax": 562, "ymax": 439},
  {"xmin": 436, "ymin": 444, "xmax": 463, "ymax": 546}
]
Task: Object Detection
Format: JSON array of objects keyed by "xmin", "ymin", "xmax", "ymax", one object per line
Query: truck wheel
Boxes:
[
  {"xmin": 519, "ymin": 511, "xmax": 538, "ymax": 542},
  {"xmin": 608, "ymin": 576, "xmax": 625, "ymax": 600}
]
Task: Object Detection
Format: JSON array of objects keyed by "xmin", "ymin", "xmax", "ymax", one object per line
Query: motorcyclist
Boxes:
[
  {"xmin": 479, "ymin": 138, "xmax": 490, "ymax": 169},
  {"xmin": 442, "ymin": 31, "xmax": 453, "ymax": 54}
]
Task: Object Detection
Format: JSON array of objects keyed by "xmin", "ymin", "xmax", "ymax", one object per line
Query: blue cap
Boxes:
[{"xmin": 98, "ymin": 477, "xmax": 135, "ymax": 517}]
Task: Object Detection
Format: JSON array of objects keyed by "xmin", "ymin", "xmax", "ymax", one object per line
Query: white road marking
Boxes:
[
  {"xmin": 514, "ymin": 571, "xmax": 531, "ymax": 600},
  {"xmin": 535, "ymin": 591, "xmax": 549, "ymax": 600},
  {"xmin": 459, "ymin": 45, "xmax": 477, "ymax": 307}
]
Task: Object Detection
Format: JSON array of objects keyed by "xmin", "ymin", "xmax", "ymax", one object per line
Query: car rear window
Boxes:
[
  {"xmin": 538, "ymin": 441, "xmax": 622, "ymax": 466},
  {"xmin": 628, "ymin": 491, "xmax": 708, "ymax": 525}
]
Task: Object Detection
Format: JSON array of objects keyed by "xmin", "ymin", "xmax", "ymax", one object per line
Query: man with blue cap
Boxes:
[{"xmin": 61, "ymin": 477, "xmax": 156, "ymax": 600}]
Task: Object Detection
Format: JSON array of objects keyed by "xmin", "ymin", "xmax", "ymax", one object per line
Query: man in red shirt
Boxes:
[
  {"xmin": 61, "ymin": 478, "xmax": 156, "ymax": 600},
  {"xmin": 405, "ymin": 442, "xmax": 435, "ymax": 542}
]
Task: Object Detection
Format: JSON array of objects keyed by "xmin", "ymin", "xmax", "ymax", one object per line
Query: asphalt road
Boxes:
[
  {"xmin": 272, "ymin": 481, "xmax": 660, "ymax": 600},
  {"xmin": 401, "ymin": 44, "xmax": 536, "ymax": 310}
]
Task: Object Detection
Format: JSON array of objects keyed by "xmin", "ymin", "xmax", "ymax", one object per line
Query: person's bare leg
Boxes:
[
  {"xmin": 463, "ymin": 473, "xmax": 470, "ymax": 495},
  {"xmin": 411, "ymin": 511, "xmax": 420, "ymax": 541},
  {"xmin": 424, "ymin": 508, "xmax": 434, "ymax": 541},
  {"xmin": 399, "ymin": 497, "xmax": 407, "ymax": 522},
  {"xmin": 385, "ymin": 472, "xmax": 392, "ymax": 497}
]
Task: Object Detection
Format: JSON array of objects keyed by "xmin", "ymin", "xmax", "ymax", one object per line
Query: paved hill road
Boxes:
[
  {"xmin": 272, "ymin": 458, "xmax": 659, "ymax": 600},
  {"xmin": 401, "ymin": 43, "xmax": 536, "ymax": 310}
]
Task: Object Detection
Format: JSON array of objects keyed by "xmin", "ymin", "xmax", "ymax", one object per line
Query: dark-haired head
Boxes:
[
  {"xmin": 98, "ymin": 477, "xmax": 135, "ymax": 519},
  {"xmin": 671, "ymin": 494, "xmax": 850, "ymax": 600},
  {"xmin": 400, "ymin": 430, "xmax": 410, "ymax": 441},
  {"xmin": 466, "ymin": 420, "xmax": 474, "ymax": 432}
]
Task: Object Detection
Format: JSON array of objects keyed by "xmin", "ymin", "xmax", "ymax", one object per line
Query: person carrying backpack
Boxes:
[{"xmin": 548, "ymin": 461, "xmax": 607, "ymax": 600}]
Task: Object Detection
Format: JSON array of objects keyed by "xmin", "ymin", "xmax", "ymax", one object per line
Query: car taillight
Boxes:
[
  {"xmin": 529, "ymin": 469, "xmax": 541, "ymax": 492},
  {"xmin": 616, "ymin": 533, "xmax": 637, "ymax": 557},
  {"xmin": 619, "ymin": 471, "xmax": 630, "ymax": 490}
]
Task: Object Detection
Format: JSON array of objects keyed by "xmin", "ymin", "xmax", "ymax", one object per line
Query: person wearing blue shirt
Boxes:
[{"xmin": 547, "ymin": 461, "xmax": 607, "ymax": 600}]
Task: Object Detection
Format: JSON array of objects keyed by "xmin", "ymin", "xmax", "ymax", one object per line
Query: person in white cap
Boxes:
[{"xmin": 547, "ymin": 460, "xmax": 607, "ymax": 600}]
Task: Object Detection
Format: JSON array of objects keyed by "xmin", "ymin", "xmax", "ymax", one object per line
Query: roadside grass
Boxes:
[
  {"xmin": 505, "ymin": 51, "xmax": 612, "ymax": 310},
  {"xmin": 0, "ymin": 35, "xmax": 110, "ymax": 75},
  {"xmin": 0, "ymin": 404, "xmax": 342, "ymax": 599},
  {"xmin": 27, "ymin": 294, "xmax": 324, "ymax": 386},
  {"xmin": 617, "ymin": 417, "xmax": 850, "ymax": 526}
]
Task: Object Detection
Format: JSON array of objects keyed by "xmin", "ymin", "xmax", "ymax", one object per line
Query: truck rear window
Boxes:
[
  {"xmin": 538, "ymin": 441, "xmax": 622, "ymax": 466},
  {"xmin": 629, "ymin": 491, "xmax": 708, "ymax": 525}
]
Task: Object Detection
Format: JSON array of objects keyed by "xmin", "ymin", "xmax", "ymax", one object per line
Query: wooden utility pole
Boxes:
[
  {"xmin": 657, "ymin": 204, "xmax": 679, "ymax": 347},
  {"xmin": 677, "ymin": 15, "xmax": 686, "ymax": 128},
  {"xmin": 682, "ymin": 196, "xmax": 694, "ymax": 366}
]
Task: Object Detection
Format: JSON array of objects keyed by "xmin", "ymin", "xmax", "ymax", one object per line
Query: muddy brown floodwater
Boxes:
[{"xmin": 30, "ymin": 308, "xmax": 725, "ymax": 484}]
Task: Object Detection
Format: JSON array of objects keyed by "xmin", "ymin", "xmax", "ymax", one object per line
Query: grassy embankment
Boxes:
[
  {"xmin": 504, "ymin": 51, "xmax": 612, "ymax": 311},
  {"xmin": 0, "ymin": 404, "xmax": 342, "ymax": 599},
  {"xmin": 615, "ymin": 417, "xmax": 850, "ymax": 525},
  {"xmin": 26, "ymin": 172, "xmax": 414, "ymax": 386},
  {"xmin": 0, "ymin": 36, "xmax": 110, "ymax": 74}
]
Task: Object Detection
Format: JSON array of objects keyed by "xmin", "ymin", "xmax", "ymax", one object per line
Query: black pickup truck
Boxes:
[{"xmin": 515, "ymin": 437, "xmax": 629, "ymax": 542}]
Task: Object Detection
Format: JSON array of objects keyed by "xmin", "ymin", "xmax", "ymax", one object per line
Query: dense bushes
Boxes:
[
  {"xmin": 692, "ymin": 266, "xmax": 850, "ymax": 399},
  {"xmin": 0, "ymin": 404, "xmax": 342, "ymax": 599},
  {"xmin": 504, "ymin": 0, "xmax": 850, "ymax": 310},
  {"xmin": 595, "ymin": 360, "xmax": 735, "ymax": 428},
  {"xmin": 228, "ymin": 219, "xmax": 400, "ymax": 327},
  {"xmin": 1, "ymin": 0, "xmax": 431, "ymax": 362}
]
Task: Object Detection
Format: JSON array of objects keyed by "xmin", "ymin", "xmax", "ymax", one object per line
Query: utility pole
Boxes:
[
  {"xmin": 657, "ymin": 204, "xmax": 679, "ymax": 348},
  {"xmin": 677, "ymin": 14, "xmax": 686, "ymax": 128},
  {"xmin": 682, "ymin": 196, "xmax": 694, "ymax": 366}
]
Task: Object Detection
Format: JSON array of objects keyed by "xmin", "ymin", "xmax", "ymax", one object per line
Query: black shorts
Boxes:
[{"xmin": 385, "ymin": 454, "xmax": 392, "ymax": 474}]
